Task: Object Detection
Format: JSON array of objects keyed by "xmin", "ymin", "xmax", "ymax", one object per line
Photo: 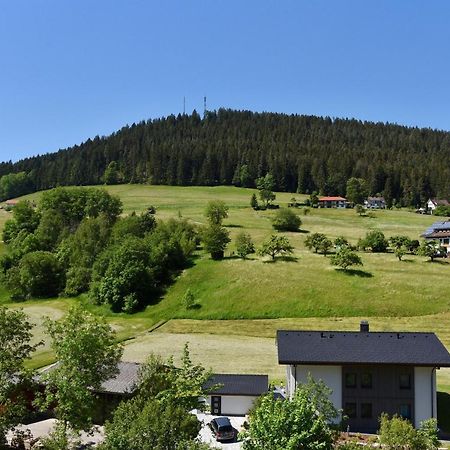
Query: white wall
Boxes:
[
  {"xmin": 205, "ymin": 395, "xmax": 258, "ymax": 416},
  {"xmin": 286, "ymin": 365, "xmax": 295, "ymax": 398},
  {"xmin": 220, "ymin": 395, "xmax": 258, "ymax": 416},
  {"xmin": 414, "ymin": 366, "xmax": 435, "ymax": 428},
  {"xmin": 294, "ymin": 365, "xmax": 342, "ymax": 418}
]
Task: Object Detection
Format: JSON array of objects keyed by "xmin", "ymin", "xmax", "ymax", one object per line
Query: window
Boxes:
[
  {"xmin": 345, "ymin": 373, "xmax": 357, "ymax": 388},
  {"xmin": 345, "ymin": 402, "xmax": 357, "ymax": 419},
  {"xmin": 361, "ymin": 403, "xmax": 372, "ymax": 419},
  {"xmin": 400, "ymin": 404, "xmax": 412, "ymax": 420},
  {"xmin": 361, "ymin": 373, "xmax": 372, "ymax": 388},
  {"xmin": 399, "ymin": 374, "xmax": 411, "ymax": 389}
]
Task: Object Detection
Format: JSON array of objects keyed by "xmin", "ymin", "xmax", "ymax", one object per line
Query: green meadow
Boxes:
[{"xmin": 2, "ymin": 185, "xmax": 449, "ymax": 400}]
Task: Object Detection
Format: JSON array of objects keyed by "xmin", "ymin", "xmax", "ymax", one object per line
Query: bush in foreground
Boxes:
[
  {"xmin": 378, "ymin": 414, "xmax": 440, "ymax": 450},
  {"xmin": 242, "ymin": 378, "xmax": 336, "ymax": 450}
]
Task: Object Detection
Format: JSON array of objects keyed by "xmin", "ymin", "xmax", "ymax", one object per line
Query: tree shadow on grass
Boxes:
[
  {"xmin": 263, "ymin": 255, "xmax": 299, "ymax": 263},
  {"xmin": 428, "ymin": 259, "xmax": 450, "ymax": 265},
  {"xmin": 225, "ymin": 223, "xmax": 243, "ymax": 228},
  {"xmin": 187, "ymin": 303, "xmax": 202, "ymax": 310},
  {"xmin": 336, "ymin": 268, "xmax": 373, "ymax": 278}
]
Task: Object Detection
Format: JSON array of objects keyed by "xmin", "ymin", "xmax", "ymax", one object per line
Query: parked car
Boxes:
[{"xmin": 209, "ymin": 416, "xmax": 236, "ymax": 442}]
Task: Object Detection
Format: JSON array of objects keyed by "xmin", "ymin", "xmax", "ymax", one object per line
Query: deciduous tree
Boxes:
[
  {"xmin": 205, "ymin": 200, "xmax": 228, "ymax": 225},
  {"xmin": 258, "ymin": 235, "xmax": 294, "ymax": 260},
  {"xmin": 256, "ymin": 173, "xmax": 276, "ymax": 207},
  {"xmin": 235, "ymin": 232, "xmax": 255, "ymax": 259},
  {"xmin": 0, "ymin": 307, "xmax": 40, "ymax": 445},
  {"xmin": 40, "ymin": 306, "xmax": 122, "ymax": 443}
]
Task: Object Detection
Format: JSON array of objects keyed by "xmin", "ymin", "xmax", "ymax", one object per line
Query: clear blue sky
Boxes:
[{"xmin": 1, "ymin": 0, "xmax": 450, "ymax": 162}]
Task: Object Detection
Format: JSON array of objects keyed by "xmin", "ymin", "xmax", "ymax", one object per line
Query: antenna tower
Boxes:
[
  {"xmin": 203, "ymin": 96, "xmax": 207, "ymax": 118},
  {"xmin": 183, "ymin": 96, "xmax": 186, "ymax": 115}
]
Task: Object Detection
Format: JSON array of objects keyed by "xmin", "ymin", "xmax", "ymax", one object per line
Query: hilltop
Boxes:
[{"xmin": 1, "ymin": 109, "xmax": 450, "ymax": 205}]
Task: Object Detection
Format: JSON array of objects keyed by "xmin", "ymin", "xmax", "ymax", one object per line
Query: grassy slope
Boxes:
[{"xmin": 2, "ymin": 186, "xmax": 449, "ymax": 392}]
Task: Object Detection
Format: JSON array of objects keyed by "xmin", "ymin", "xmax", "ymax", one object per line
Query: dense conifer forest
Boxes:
[{"xmin": 1, "ymin": 109, "xmax": 449, "ymax": 206}]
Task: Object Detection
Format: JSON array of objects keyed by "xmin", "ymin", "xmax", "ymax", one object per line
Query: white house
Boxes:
[
  {"xmin": 422, "ymin": 221, "xmax": 450, "ymax": 254},
  {"xmin": 364, "ymin": 197, "xmax": 386, "ymax": 209},
  {"xmin": 427, "ymin": 198, "xmax": 450, "ymax": 214},
  {"xmin": 277, "ymin": 322, "xmax": 450, "ymax": 432},
  {"xmin": 203, "ymin": 374, "xmax": 268, "ymax": 416}
]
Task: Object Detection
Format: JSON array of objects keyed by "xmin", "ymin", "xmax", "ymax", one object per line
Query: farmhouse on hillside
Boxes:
[
  {"xmin": 318, "ymin": 196, "xmax": 348, "ymax": 208},
  {"xmin": 422, "ymin": 221, "xmax": 450, "ymax": 254},
  {"xmin": 427, "ymin": 198, "xmax": 450, "ymax": 214},
  {"xmin": 277, "ymin": 321, "xmax": 450, "ymax": 433},
  {"xmin": 364, "ymin": 196, "xmax": 386, "ymax": 209},
  {"xmin": 203, "ymin": 374, "xmax": 269, "ymax": 416}
]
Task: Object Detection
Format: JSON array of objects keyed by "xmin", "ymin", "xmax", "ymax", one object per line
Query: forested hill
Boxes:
[{"xmin": 1, "ymin": 109, "xmax": 450, "ymax": 205}]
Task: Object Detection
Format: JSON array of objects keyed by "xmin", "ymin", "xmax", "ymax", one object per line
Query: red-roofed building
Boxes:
[{"xmin": 318, "ymin": 196, "xmax": 347, "ymax": 208}]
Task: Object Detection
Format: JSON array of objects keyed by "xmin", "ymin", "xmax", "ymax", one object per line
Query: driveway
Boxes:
[
  {"xmin": 195, "ymin": 412, "xmax": 246, "ymax": 449},
  {"xmin": 7, "ymin": 419, "xmax": 104, "ymax": 447}
]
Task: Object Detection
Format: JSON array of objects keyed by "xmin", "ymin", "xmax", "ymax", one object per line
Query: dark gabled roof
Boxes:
[
  {"xmin": 204, "ymin": 374, "xmax": 269, "ymax": 396},
  {"xmin": 100, "ymin": 362, "xmax": 140, "ymax": 394},
  {"xmin": 39, "ymin": 361, "xmax": 140, "ymax": 395},
  {"xmin": 277, "ymin": 330, "xmax": 450, "ymax": 367}
]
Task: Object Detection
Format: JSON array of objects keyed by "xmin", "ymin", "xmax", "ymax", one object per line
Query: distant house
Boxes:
[
  {"xmin": 427, "ymin": 198, "xmax": 450, "ymax": 214},
  {"xmin": 203, "ymin": 374, "xmax": 269, "ymax": 416},
  {"xmin": 422, "ymin": 221, "xmax": 450, "ymax": 254},
  {"xmin": 5, "ymin": 199, "xmax": 18, "ymax": 208},
  {"xmin": 277, "ymin": 322, "xmax": 450, "ymax": 432},
  {"xmin": 364, "ymin": 197, "xmax": 386, "ymax": 209},
  {"xmin": 318, "ymin": 196, "xmax": 347, "ymax": 208}
]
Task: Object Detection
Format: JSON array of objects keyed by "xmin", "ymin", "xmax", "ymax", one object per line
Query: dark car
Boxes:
[{"xmin": 209, "ymin": 416, "xmax": 236, "ymax": 442}]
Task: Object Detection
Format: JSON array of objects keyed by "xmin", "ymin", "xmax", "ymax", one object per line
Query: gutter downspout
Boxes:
[
  {"xmin": 431, "ymin": 367, "xmax": 436, "ymax": 419},
  {"xmin": 294, "ymin": 365, "xmax": 297, "ymax": 397}
]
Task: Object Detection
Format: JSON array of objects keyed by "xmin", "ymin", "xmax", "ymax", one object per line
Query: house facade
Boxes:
[
  {"xmin": 422, "ymin": 221, "xmax": 450, "ymax": 254},
  {"xmin": 364, "ymin": 197, "xmax": 386, "ymax": 209},
  {"xmin": 203, "ymin": 374, "xmax": 268, "ymax": 416},
  {"xmin": 277, "ymin": 322, "xmax": 450, "ymax": 432},
  {"xmin": 427, "ymin": 198, "xmax": 450, "ymax": 214},
  {"xmin": 318, "ymin": 196, "xmax": 348, "ymax": 208}
]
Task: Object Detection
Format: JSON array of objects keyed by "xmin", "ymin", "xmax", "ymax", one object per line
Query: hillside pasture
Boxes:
[{"xmin": 1, "ymin": 185, "xmax": 448, "ymax": 387}]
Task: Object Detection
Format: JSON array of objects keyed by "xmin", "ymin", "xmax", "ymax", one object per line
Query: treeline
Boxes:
[
  {"xmin": 1, "ymin": 109, "xmax": 450, "ymax": 205},
  {"xmin": 0, "ymin": 187, "xmax": 197, "ymax": 313}
]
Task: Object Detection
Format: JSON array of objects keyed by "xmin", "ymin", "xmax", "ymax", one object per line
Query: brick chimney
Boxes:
[{"xmin": 360, "ymin": 320, "xmax": 369, "ymax": 333}]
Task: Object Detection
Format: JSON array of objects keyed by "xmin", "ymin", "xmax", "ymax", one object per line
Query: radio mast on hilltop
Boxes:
[
  {"xmin": 203, "ymin": 96, "xmax": 207, "ymax": 118},
  {"xmin": 183, "ymin": 96, "xmax": 186, "ymax": 115}
]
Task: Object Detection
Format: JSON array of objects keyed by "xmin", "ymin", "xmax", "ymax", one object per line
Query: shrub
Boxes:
[
  {"xmin": 272, "ymin": 208, "xmax": 301, "ymax": 232},
  {"xmin": 235, "ymin": 232, "xmax": 255, "ymax": 259},
  {"xmin": 183, "ymin": 288, "xmax": 195, "ymax": 310},
  {"xmin": 378, "ymin": 414, "xmax": 440, "ymax": 450},
  {"xmin": 359, "ymin": 230, "xmax": 388, "ymax": 252},
  {"xmin": 330, "ymin": 247, "xmax": 362, "ymax": 270}
]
